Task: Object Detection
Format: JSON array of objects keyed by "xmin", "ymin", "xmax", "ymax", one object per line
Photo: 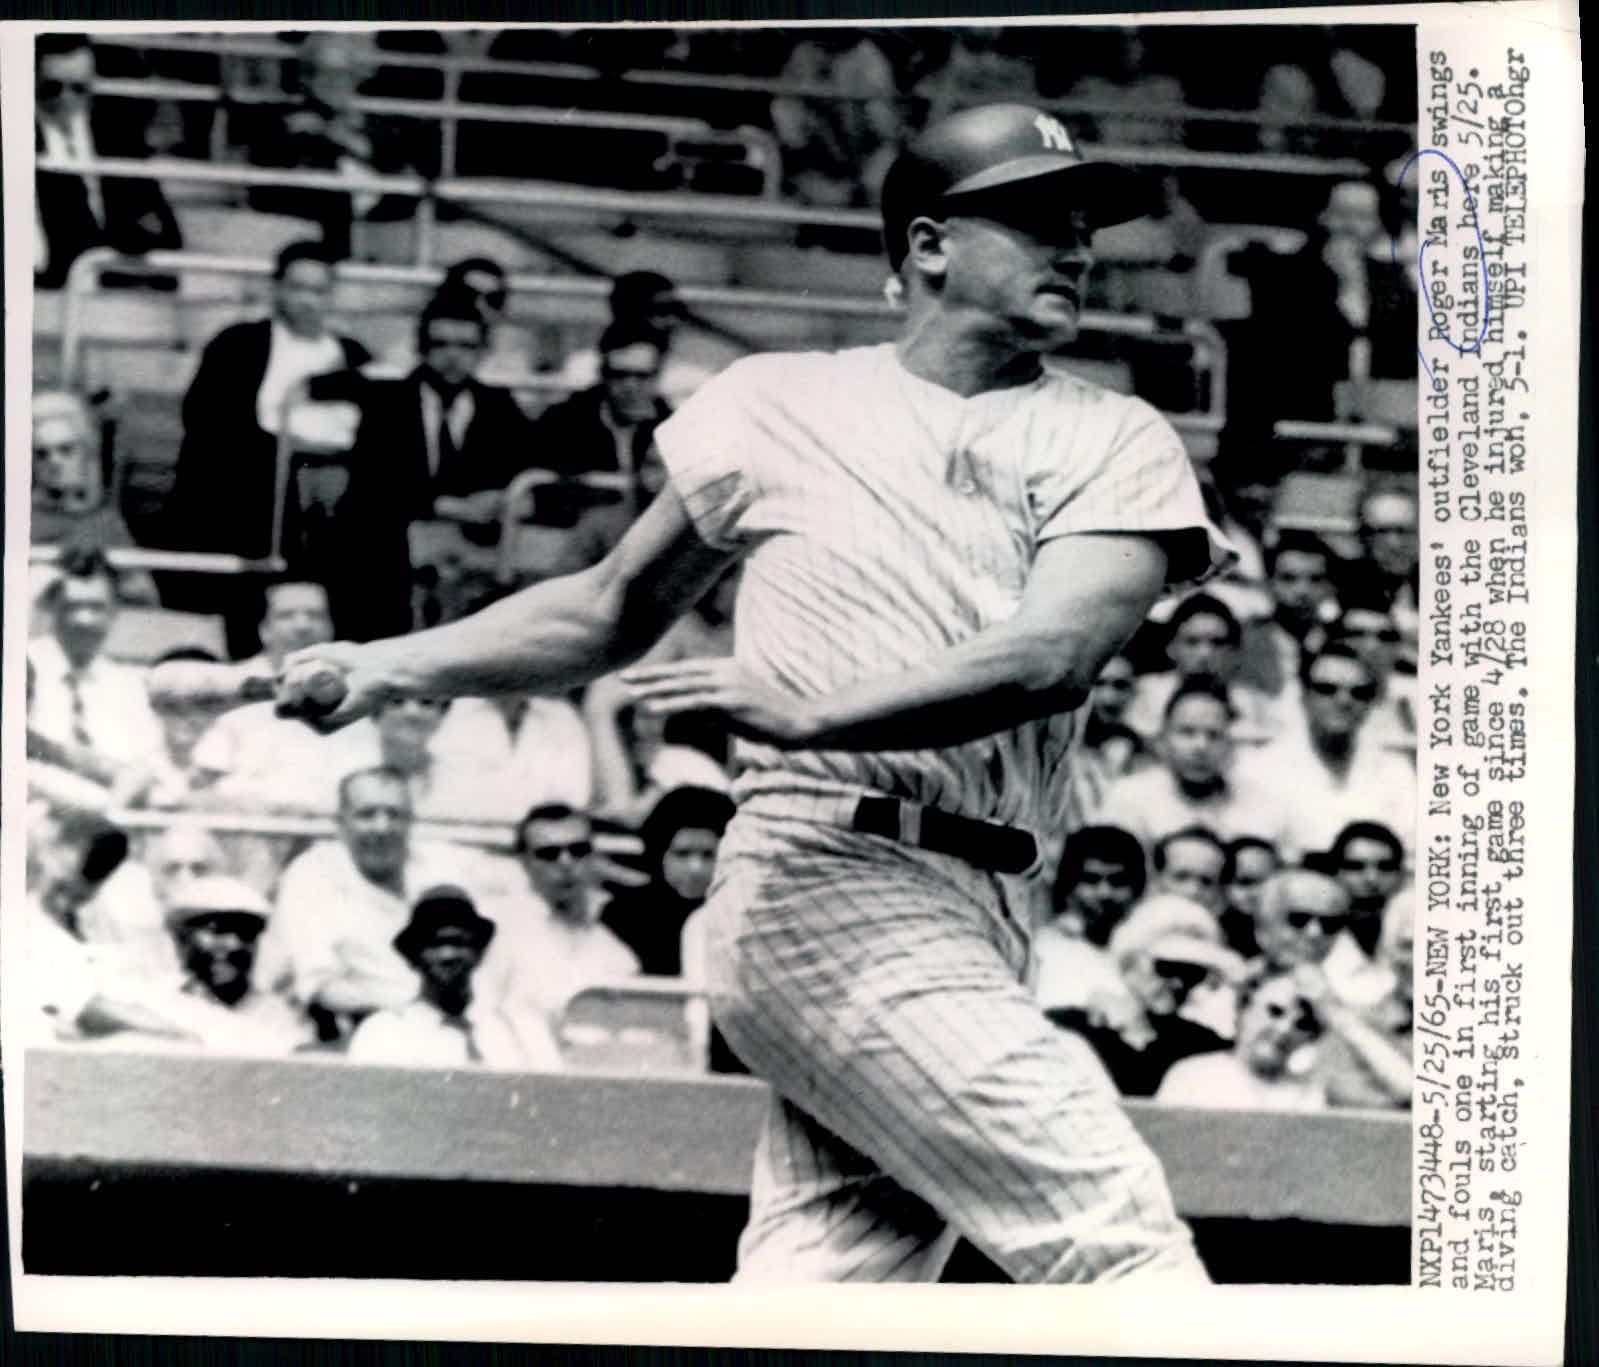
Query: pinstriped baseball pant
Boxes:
[{"xmin": 701, "ymin": 800, "xmax": 1209, "ymax": 1284}]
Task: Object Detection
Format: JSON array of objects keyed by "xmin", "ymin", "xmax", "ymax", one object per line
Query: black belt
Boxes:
[{"xmin": 851, "ymin": 796, "xmax": 1038, "ymax": 875}]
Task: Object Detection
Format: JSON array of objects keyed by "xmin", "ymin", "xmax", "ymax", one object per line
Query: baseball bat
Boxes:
[{"xmin": 145, "ymin": 660, "xmax": 278, "ymax": 709}]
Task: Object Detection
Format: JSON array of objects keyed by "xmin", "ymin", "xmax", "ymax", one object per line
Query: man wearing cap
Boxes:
[
  {"xmin": 150, "ymin": 875, "xmax": 312, "ymax": 1056},
  {"xmin": 282, "ymin": 103, "xmax": 1229, "ymax": 1283},
  {"xmin": 347, "ymin": 885, "xmax": 552, "ymax": 1069}
]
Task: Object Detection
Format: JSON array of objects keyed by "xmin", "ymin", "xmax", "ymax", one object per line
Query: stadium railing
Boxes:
[
  {"xmin": 58, "ymin": 246, "xmax": 1230, "ymax": 438},
  {"xmin": 93, "ymin": 31, "xmax": 1412, "ymax": 168},
  {"xmin": 24, "ymin": 1043, "xmax": 1410, "ymax": 1227}
]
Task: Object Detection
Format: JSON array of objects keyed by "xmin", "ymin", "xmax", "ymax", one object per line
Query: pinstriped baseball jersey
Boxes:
[{"xmin": 654, "ymin": 343, "xmax": 1230, "ymax": 839}]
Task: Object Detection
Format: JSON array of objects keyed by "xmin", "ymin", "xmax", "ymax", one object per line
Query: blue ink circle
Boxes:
[{"xmin": 1391, "ymin": 147, "xmax": 1493, "ymax": 377}]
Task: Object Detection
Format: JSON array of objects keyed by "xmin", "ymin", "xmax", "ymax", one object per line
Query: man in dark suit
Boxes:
[
  {"xmin": 526, "ymin": 322, "xmax": 673, "ymax": 567},
  {"xmin": 34, "ymin": 34, "xmax": 183, "ymax": 290},
  {"xmin": 161, "ymin": 240, "xmax": 370, "ymax": 655},
  {"xmin": 331, "ymin": 291, "xmax": 537, "ymax": 639}
]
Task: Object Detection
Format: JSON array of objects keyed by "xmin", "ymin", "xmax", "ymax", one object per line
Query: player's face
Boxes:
[
  {"xmin": 1335, "ymin": 836, "xmax": 1403, "ymax": 912},
  {"xmin": 939, "ymin": 204, "xmax": 1096, "ymax": 347},
  {"xmin": 661, "ymin": 826, "xmax": 721, "ymax": 904},
  {"xmin": 1157, "ymin": 839, "xmax": 1225, "ymax": 913},
  {"xmin": 1160, "ymin": 696, "xmax": 1231, "ymax": 786}
]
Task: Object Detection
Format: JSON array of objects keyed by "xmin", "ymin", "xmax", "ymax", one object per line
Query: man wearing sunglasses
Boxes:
[
  {"xmin": 1237, "ymin": 642, "xmax": 1416, "ymax": 863},
  {"xmin": 34, "ymin": 34, "xmax": 182, "ymax": 290},
  {"xmin": 1251, "ymin": 869, "xmax": 1353, "ymax": 975},
  {"xmin": 490, "ymin": 803, "xmax": 639, "ymax": 1040}
]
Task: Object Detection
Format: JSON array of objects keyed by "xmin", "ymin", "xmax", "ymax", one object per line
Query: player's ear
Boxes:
[{"xmin": 904, "ymin": 216, "xmax": 950, "ymax": 280}]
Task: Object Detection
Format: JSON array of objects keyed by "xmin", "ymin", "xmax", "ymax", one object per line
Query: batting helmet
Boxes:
[{"xmin": 881, "ymin": 103, "xmax": 1154, "ymax": 270}]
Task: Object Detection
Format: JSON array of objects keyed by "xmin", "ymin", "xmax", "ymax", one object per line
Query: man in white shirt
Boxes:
[
  {"xmin": 1235, "ymin": 643, "xmax": 1416, "ymax": 862},
  {"xmin": 28, "ymin": 548, "xmax": 169, "ymax": 781},
  {"xmin": 164, "ymin": 241, "xmax": 369, "ymax": 655},
  {"xmin": 348, "ymin": 885, "xmax": 556, "ymax": 1069},
  {"xmin": 258, "ymin": 766, "xmax": 515, "ymax": 1041},
  {"xmin": 488, "ymin": 804, "xmax": 639, "ymax": 1041},
  {"xmin": 1097, "ymin": 679, "xmax": 1294, "ymax": 852}
]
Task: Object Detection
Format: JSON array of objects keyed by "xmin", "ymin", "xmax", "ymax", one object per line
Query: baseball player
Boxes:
[{"xmin": 281, "ymin": 104, "xmax": 1230, "ymax": 1283}]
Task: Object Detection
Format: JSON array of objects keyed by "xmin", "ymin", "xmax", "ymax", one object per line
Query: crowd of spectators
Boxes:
[{"xmin": 28, "ymin": 28, "xmax": 1418, "ymax": 1116}]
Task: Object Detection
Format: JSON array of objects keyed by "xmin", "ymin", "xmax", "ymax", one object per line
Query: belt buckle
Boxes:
[{"xmin": 896, "ymin": 801, "xmax": 923, "ymax": 847}]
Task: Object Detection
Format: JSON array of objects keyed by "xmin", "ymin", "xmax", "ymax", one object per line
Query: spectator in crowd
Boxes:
[
  {"xmin": 186, "ymin": 581, "xmax": 351, "ymax": 805},
  {"xmin": 1218, "ymin": 835, "xmax": 1279, "ymax": 959},
  {"xmin": 260, "ymin": 766, "xmax": 508, "ymax": 1041},
  {"xmin": 337, "ymin": 695, "xmax": 526, "ymax": 824},
  {"xmin": 27, "ymin": 811, "xmax": 197, "ymax": 1047},
  {"xmin": 1069, "ymin": 654, "xmax": 1148, "ymax": 821},
  {"xmin": 556, "ymin": 271, "xmax": 722, "ymax": 408},
  {"xmin": 1224, "ymin": 179, "xmax": 1416, "ymax": 436},
  {"xmin": 1121, "ymin": 595, "xmax": 1276, "ymax": 743},
  {"xmin": 604, "ymin": 786, "xmax": 735, "ymax": 976},
  {"xmin": 1252, "ymin": 62, "xmax": 1321, "ymax": 156},
  {"xmin": 1156, "ymin": 970, "xmax": 1327, "ymax": 1111},
  {"xmin": 164, "ymin": 240, "xmax": 369, "ymax": 653},
  {"xmin": 769, "ymin": 30, "xmax": 904, "ymax": 207},
  {"xmin": 143, "ymin": 647, "xmax": 235, "ymax": 802},
  {"xmin": 1236, "ymin": 530, "xmax": 1337, "ymax": 703},
  {"xmin": 1033, "ymin": 825, "xmax": 1146, "ymax": 1020},
  {"xmin": 492, "ymin": 804, "xmax": 641, "ymax": 1039},
  {"xmin": 348, "ymin": 885, "xmax": 553, "ymax": 1068},
  {"xmin": 1325, "ymin": 820, "xmax": 1405, "ymax": 952},
  {"xmin": 34, "ymin": 34, "xmax": 182, "ymax": 290},
  {"xmin": 585, "ymin": 676, "xmax": 732, "ymax": 828},
  {"xmin": 1306, "ymin": 889, "xmax": 1413, "ymax": 1109},
  {"xmin": 527, "ymin": 323, "xmax": 673, "ymax": 569},
  {"xmin": 336, "ymin": 290, "xmax": 537, "ymax": 639},
  {"xmin": 1062, "ymin": 28, "xmax": 1187, "ymax": 147},
  {"xmin": 1326, "ymin": 584, "xmax": 1414, "ymax": 751},
  {"xmin": 1098, "ymin": 680, "xmax": 1289, "ymax": 851},
  {"xmin": 241, "ymin": 31, "xmax": 434, "ymax": 259},
  {"xmin": 30, "ymin": 391, "xmax": 142, "ymax": 558},
  {"xmin": 145, "ymin": 875, "xmax": 311, "ymax": 1055},
  {"xmin": 1147, "ymin": 825, "xmax": 1229, "ymax": 917},
  {"xmin": 1237, "ymin": 643, "xmax": 1417, "ymax": 860},
  {"xmin": 1049, "ymin": 893, "xmax": 1242, "ymax": 1097},
  {"xmin": 1354, "ymin": 481, "xmax": 1420, "ymax": 638},
  {"xmin": 1251, "ymin": 868, "xmax": 1352, "ymax": 974},
  {"xmin": 27, "ymin": 548, "xmax": 170, "ymax": 787}
]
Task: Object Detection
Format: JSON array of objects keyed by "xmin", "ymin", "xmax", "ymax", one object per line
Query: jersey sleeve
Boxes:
[
  {"xmin": 1027, "ymin": 390, "xmax": 1235, "ymax": 588},
  {"xmin": 650, "ymin": 357, "xmax": 770, "ymax": 551}
]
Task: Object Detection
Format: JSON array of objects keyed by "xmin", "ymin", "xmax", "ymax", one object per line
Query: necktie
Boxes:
[
  {"xmin": 65, "ymin": 670, "xmax": 93, "ymax": 750},
  {"xmin": 434, "ymin": 392, "xmax": 459, "ymax": 485}
]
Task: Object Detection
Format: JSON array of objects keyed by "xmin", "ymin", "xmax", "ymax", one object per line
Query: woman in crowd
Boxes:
[{"xmin": 602, "ymin": 786, "xmax": 735, "ymax": 976}]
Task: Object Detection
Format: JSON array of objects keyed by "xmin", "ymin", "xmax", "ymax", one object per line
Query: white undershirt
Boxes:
[{"xmin": 257, "ymin": 322, "xmax": 345, "ymax": 435}]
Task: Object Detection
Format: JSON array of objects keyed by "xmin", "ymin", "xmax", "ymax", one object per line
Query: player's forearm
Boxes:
[
  {"xmin": 359, "ymin": 563, "xmax": 647, "ymax": 700},
  {"xmin": 804, "ymin": 621, "xmax": 1089, "ymax": 752}
]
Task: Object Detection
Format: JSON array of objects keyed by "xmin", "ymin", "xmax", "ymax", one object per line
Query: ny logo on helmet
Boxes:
[{"xmin": 1033, "ymin": 113, "xmax": 1075, "ymax": 153}]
